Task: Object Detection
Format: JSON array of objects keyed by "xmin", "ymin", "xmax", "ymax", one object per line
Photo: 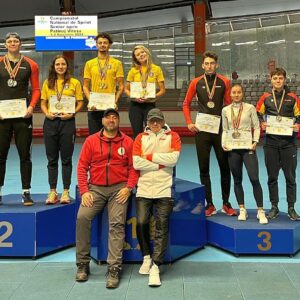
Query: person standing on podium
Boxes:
[
  {"xmin": 256, "ymin": 67, "xmax": 300, "ymax": 221},
  {"xmin": 75, "ymin": 108, "xmax": 138, "ymax": 289},
  {"xmin": 0, "ymin": 32, "xmax": 40, "ymax": 206},
  {"xmin": 183, "ymin": 51, "xmax": 236, "ymax": 217},
  {"xmin": 83, "ymin": 32, "xmax": 124, "ymax": 135},
  {"xmin": 221, "ymin": 84, "xmax": 268, "ymax": 224}
]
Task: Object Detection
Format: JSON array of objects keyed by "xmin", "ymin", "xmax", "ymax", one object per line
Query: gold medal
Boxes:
[
  {"xmin": 232, "ymin": 131, "xmax": 241, "ymax": 139},
  {"xmin": 276, "ymin": 116, "xmax": 282, "ymax": 122},
  {"xmin": 207, "ymin": 101, "xmax": 215, "ymax": 108},
  {"xmin": 7, "ymin": 79, "xmax": 14, "ymax": 87},
  {"xmin": 55, "ymin": 102, "xmax": 63, "ymax": 110}
]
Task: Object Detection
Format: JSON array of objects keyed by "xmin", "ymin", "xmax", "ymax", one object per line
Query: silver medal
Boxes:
[
  {"xmin": 7, "ymin": 79, "xmax": 14, "ymax": 87},
  {"xmin": 207, "ymin": 101, "xmax": 215, "ymax": 108}
]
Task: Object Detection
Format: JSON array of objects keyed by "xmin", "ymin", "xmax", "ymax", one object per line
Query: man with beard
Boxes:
[
  {"xmin": 83, "ymin": 32, "xmax": 124, "ymax": 135},
  {"xmin": 75, "ymin": 108, "xmax": 138, "ymax": 288}
]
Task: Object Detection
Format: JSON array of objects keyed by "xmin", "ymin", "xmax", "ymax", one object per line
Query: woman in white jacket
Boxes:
[
  {"xmin": 222, "ymin": 84, "xmax": 267, "ymax": 224},
  {"xmin": 132, "ymin": 108, "xmax": 181, "ymax": 287}
]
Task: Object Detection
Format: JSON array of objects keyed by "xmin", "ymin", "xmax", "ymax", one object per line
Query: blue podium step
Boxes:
[
  {"xmin": 75, "ymin": 178, "xmax": 207, "ymax": 263},
  {"xmin": 0, "ymin": 194, "xmax": 76, "ymax": 257},
  {"xmin": 207, "ymin": 209, "xmax": 300, "ymax": 255}
]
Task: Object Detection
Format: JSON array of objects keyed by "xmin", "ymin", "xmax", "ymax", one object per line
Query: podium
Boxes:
[
  {"xmin": 0, "ymin": 194, "xmax": 76, "ymax": 257},
  {"xmin": 207, "ymin": 209, "xmax": 300, "ymax": 255},
  {"xmin": 75, "ymin": 178, "xmax": 207, "ymax": 263}
]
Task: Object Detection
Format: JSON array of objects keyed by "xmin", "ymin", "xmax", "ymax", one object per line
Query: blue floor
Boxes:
[{"xmin": 1, "ymin": 143, "xmax": 300, "ymax": 299}]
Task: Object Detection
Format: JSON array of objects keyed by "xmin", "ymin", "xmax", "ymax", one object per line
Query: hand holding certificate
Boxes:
[
  {"xmin": 130, "ymin": 82, "xmax": 156, "ymax": 99},
  {"xmin": 88, "ymin": 92, "xmax": 115, "ymax": 111},
  {"xmin": 49, "ymin": 95, "xmax": 76, "ymax": 114},
  {"xmin": 0, "ymin": 98, "xmax": 27, "ymax": 119},
  {"xmin": 266, "ymin": 115, "xmax": 294, "ymax": 136},
  {"xmin": 223, "ymin": 130, "xmax": 252, "ymax": 150},
  {"xmin": 195, "ymin": 113, "xmax": 221, "ymax": 134}
]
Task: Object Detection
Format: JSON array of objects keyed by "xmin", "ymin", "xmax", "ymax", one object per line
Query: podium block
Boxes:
[
  {"xmin": 0, "ymin": 194, "xmax": 76, "ymax": 257},
  {"xmin": 207, "ymin": 209, "xmax": 300, "ymax": 255},
  {"xmin": 75, "ymin": 178, "xmax": 206, "ymax": 263}
]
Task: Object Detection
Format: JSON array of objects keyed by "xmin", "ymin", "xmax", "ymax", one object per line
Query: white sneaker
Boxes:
[
  {"xmin": 257, "ymin": 210, "xmax": 268, "ymax": 224},
  {"xmin": 139, "ymin": 255, "xmax": 152, "ymax": 275},
  {"xmin": 148, "ymin": 264, "xmax": 161, "ymax": 287},
  {"xmin": 238, "ymin": 208, "xmax": 247, "ymax": 221}
]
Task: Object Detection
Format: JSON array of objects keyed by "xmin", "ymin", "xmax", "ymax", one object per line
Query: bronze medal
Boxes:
[
  {"xmin": 272, "ymin": 89, "xmax": 285, "ymax": 121},
  {"xmin": 231, "ymin": 103, "xmax": 243, "ymax": 139},
  {"xmin": 232, "ymin": 131, "xmax": 240, "ymax": 139},
  {"xmin": 207, "ymin": 101, "xmax": 215, "ymax": 108}
]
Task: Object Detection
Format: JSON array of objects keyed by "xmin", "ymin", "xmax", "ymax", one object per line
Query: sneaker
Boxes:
[
  {"xmin": 106, "ymin": 266, "xmax": 121, "ymax": 289},
  {"xmin": 139, "ymin": 255, "xmax": 152, "ymax": 275},
  {"xmin": 75, "ymin": 263, "xmax": 90, "ymax": 282},
  {"xmin": 60, "ymin": 190, "xmax": 71, "ymax": 204},
  {"xmin": 45, "ymin": 191, "xmax": 59, "ymax": 205},
  {"xmin": 288, "ymin": 207, "xmax": 300, "ymax": 221},
  {"xmin": 222, "ymin": 202, "xmax": 237, "ymax": 216},
  {"xmin": 257, "ymin": 210, "xmax": 268, "ymax": 224},
  {"xmin": 148, "ymin": 263, "xmax": 161, "ymax": 287},
  {"xmin": 205, "ymin": 204, "xmax": 217, "ymax": 217},
  {"xmin": 22, "ymin": 192, "xmax": 34, "ymax": 206},
  {"xmin": 268, "ymin": 205, "xmax": 279, "ymax": 219},
  {"xmin": 238, "ymin": 208, "xmax": 247, "ymax": 221}
]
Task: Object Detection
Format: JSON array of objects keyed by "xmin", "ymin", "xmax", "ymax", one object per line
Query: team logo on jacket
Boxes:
[{"xmin": 118, "ymin": 147, "xmax": 125, "ymax": 155}]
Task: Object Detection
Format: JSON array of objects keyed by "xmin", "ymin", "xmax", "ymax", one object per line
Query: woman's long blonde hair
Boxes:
[{"xmin": 132, "ymin": 45, "xmax": 153, "ymax": 73}]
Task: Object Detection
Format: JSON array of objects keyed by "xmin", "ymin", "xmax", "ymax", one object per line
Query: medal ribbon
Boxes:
[
  {"xmin": 204, "ymin": 74, "xmax": 217, "ymax": 101},
  {"xmin": 55, "ymin": 80, "xmax": 66, "ymax": 102},
  {"xmin": 3, "ymin": 55, "xmax": 23, "ymax": 79},
  {"xmin": 97, "ymin": 56, "xmax": 110, "ymax": 81},
  {"xmin": 139, "ymin": 66, "xmax": 150, "ymax": 89},
  {"xmin": 272, "ymin": 89, "xmax": 285, "ymax": 116},
  {"xmin": 231, "ymin": 103, "xmax": 243, "ymax": 131}
]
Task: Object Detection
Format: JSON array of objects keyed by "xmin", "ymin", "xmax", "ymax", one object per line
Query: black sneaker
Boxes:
[
  {"xmin": 106, "ymin": 266, "xmax": 121, "ymax": 289},
  {"xmin": 268, "ymin": 205, "xmax": 279, "ymax": 219},
  {"xmin": 22, "ymin": 192, "xmax": 34, "ymax": 206},
  {"xmin": 288, "ymin": 207, "xmax": 300, "ymax": 221},
  {"xmin": 75, "ymin": 263, "xmax": 90, "ymax": 282}
]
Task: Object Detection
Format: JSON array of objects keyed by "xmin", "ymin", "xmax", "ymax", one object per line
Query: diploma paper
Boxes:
[
  {"xmin": 266, "ymin": 115, "xmax": 294, "ymax": 136},
  {"xmin": 0, "ymin": 98, "xmax": 27, "ymax": 119},
  {"xmin": 223, "ymin": 130, "xmax": 252, "ymax": 150},
  {"xmin": 89, "ymin": 92, "xmax": 115, "ymax": 111},
  {"xmin": 195, "ymin": 113, "xmax": 221, "ymax": 134},
  {"xmin": 130, "ymin": 82, "xmax": 156, "ymax": 99},
  {"xmin": 49, "ymin": 95, "xmax": 76, "ymax": 114}
]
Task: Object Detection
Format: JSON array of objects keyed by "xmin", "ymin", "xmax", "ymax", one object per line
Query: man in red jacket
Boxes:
[{"xmin": 75, "ymin": 108, "xmax": 138, "ymax": 289}]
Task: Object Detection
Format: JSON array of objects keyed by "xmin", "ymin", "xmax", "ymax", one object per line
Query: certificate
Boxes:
[
  {"xmin": 130, "ymin": 82, "xmax": 156, "ymax": 99},
  {"xmin": 89, "ymin": 92, "xmax": 115, "ymax": 110},
  {"xmin": 266, "ymin": 115, "xmax": 294, "ymax": 136},
  {"xmin": 0, "ymin": 98, "xmax": 27, "ymax": 119},
  {"xmin": 223, "ymin": 130, "xmax": 252, "ymax": 150},
  {"xmin": 195, "ymin": 113, "xmax": 221, "ymax": 134},
  {"xmin": 49, "ymin": 95, "xmax": 76, "ymax": 114}
]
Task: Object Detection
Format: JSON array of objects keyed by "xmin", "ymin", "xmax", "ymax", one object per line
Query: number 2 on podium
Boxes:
[
  {"xmin": 0, "ymin": 221, "xmax": 13, "ymax": 248},
  {"xmin": 257, "ymin": 231, "xmax": 271, "ymax": 251}
]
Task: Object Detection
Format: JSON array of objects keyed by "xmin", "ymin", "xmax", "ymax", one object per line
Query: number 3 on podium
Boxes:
[
  {"xmin": 257, "ymin": 231, "xmax": 271, "ymax": 251},
  {"xmin": 0, "ymin": 221, "xmax": 13, "ymax": 248}
]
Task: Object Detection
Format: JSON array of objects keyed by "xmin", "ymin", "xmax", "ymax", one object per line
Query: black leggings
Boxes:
[
  {"xmin": 195, "ymin": 131, "xmax": 231, "ymax": 204},
  {"xmin": 129, "ymin": 102, "xmax": 155, "ymax": 138},
  {"xmin": 88, "ymin": 111, "xmax": 104, "ymax": 135},
  {"xmin": 0, "ymin": 118, "xmax": 32, "ymax": 189},
  {"xmin": 43, "ymin": 118, "xmax": 76, "ymax": 190},
  {"xmin": 228, "ymin": 149, "xmax": 263, "ymax": 207}
]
